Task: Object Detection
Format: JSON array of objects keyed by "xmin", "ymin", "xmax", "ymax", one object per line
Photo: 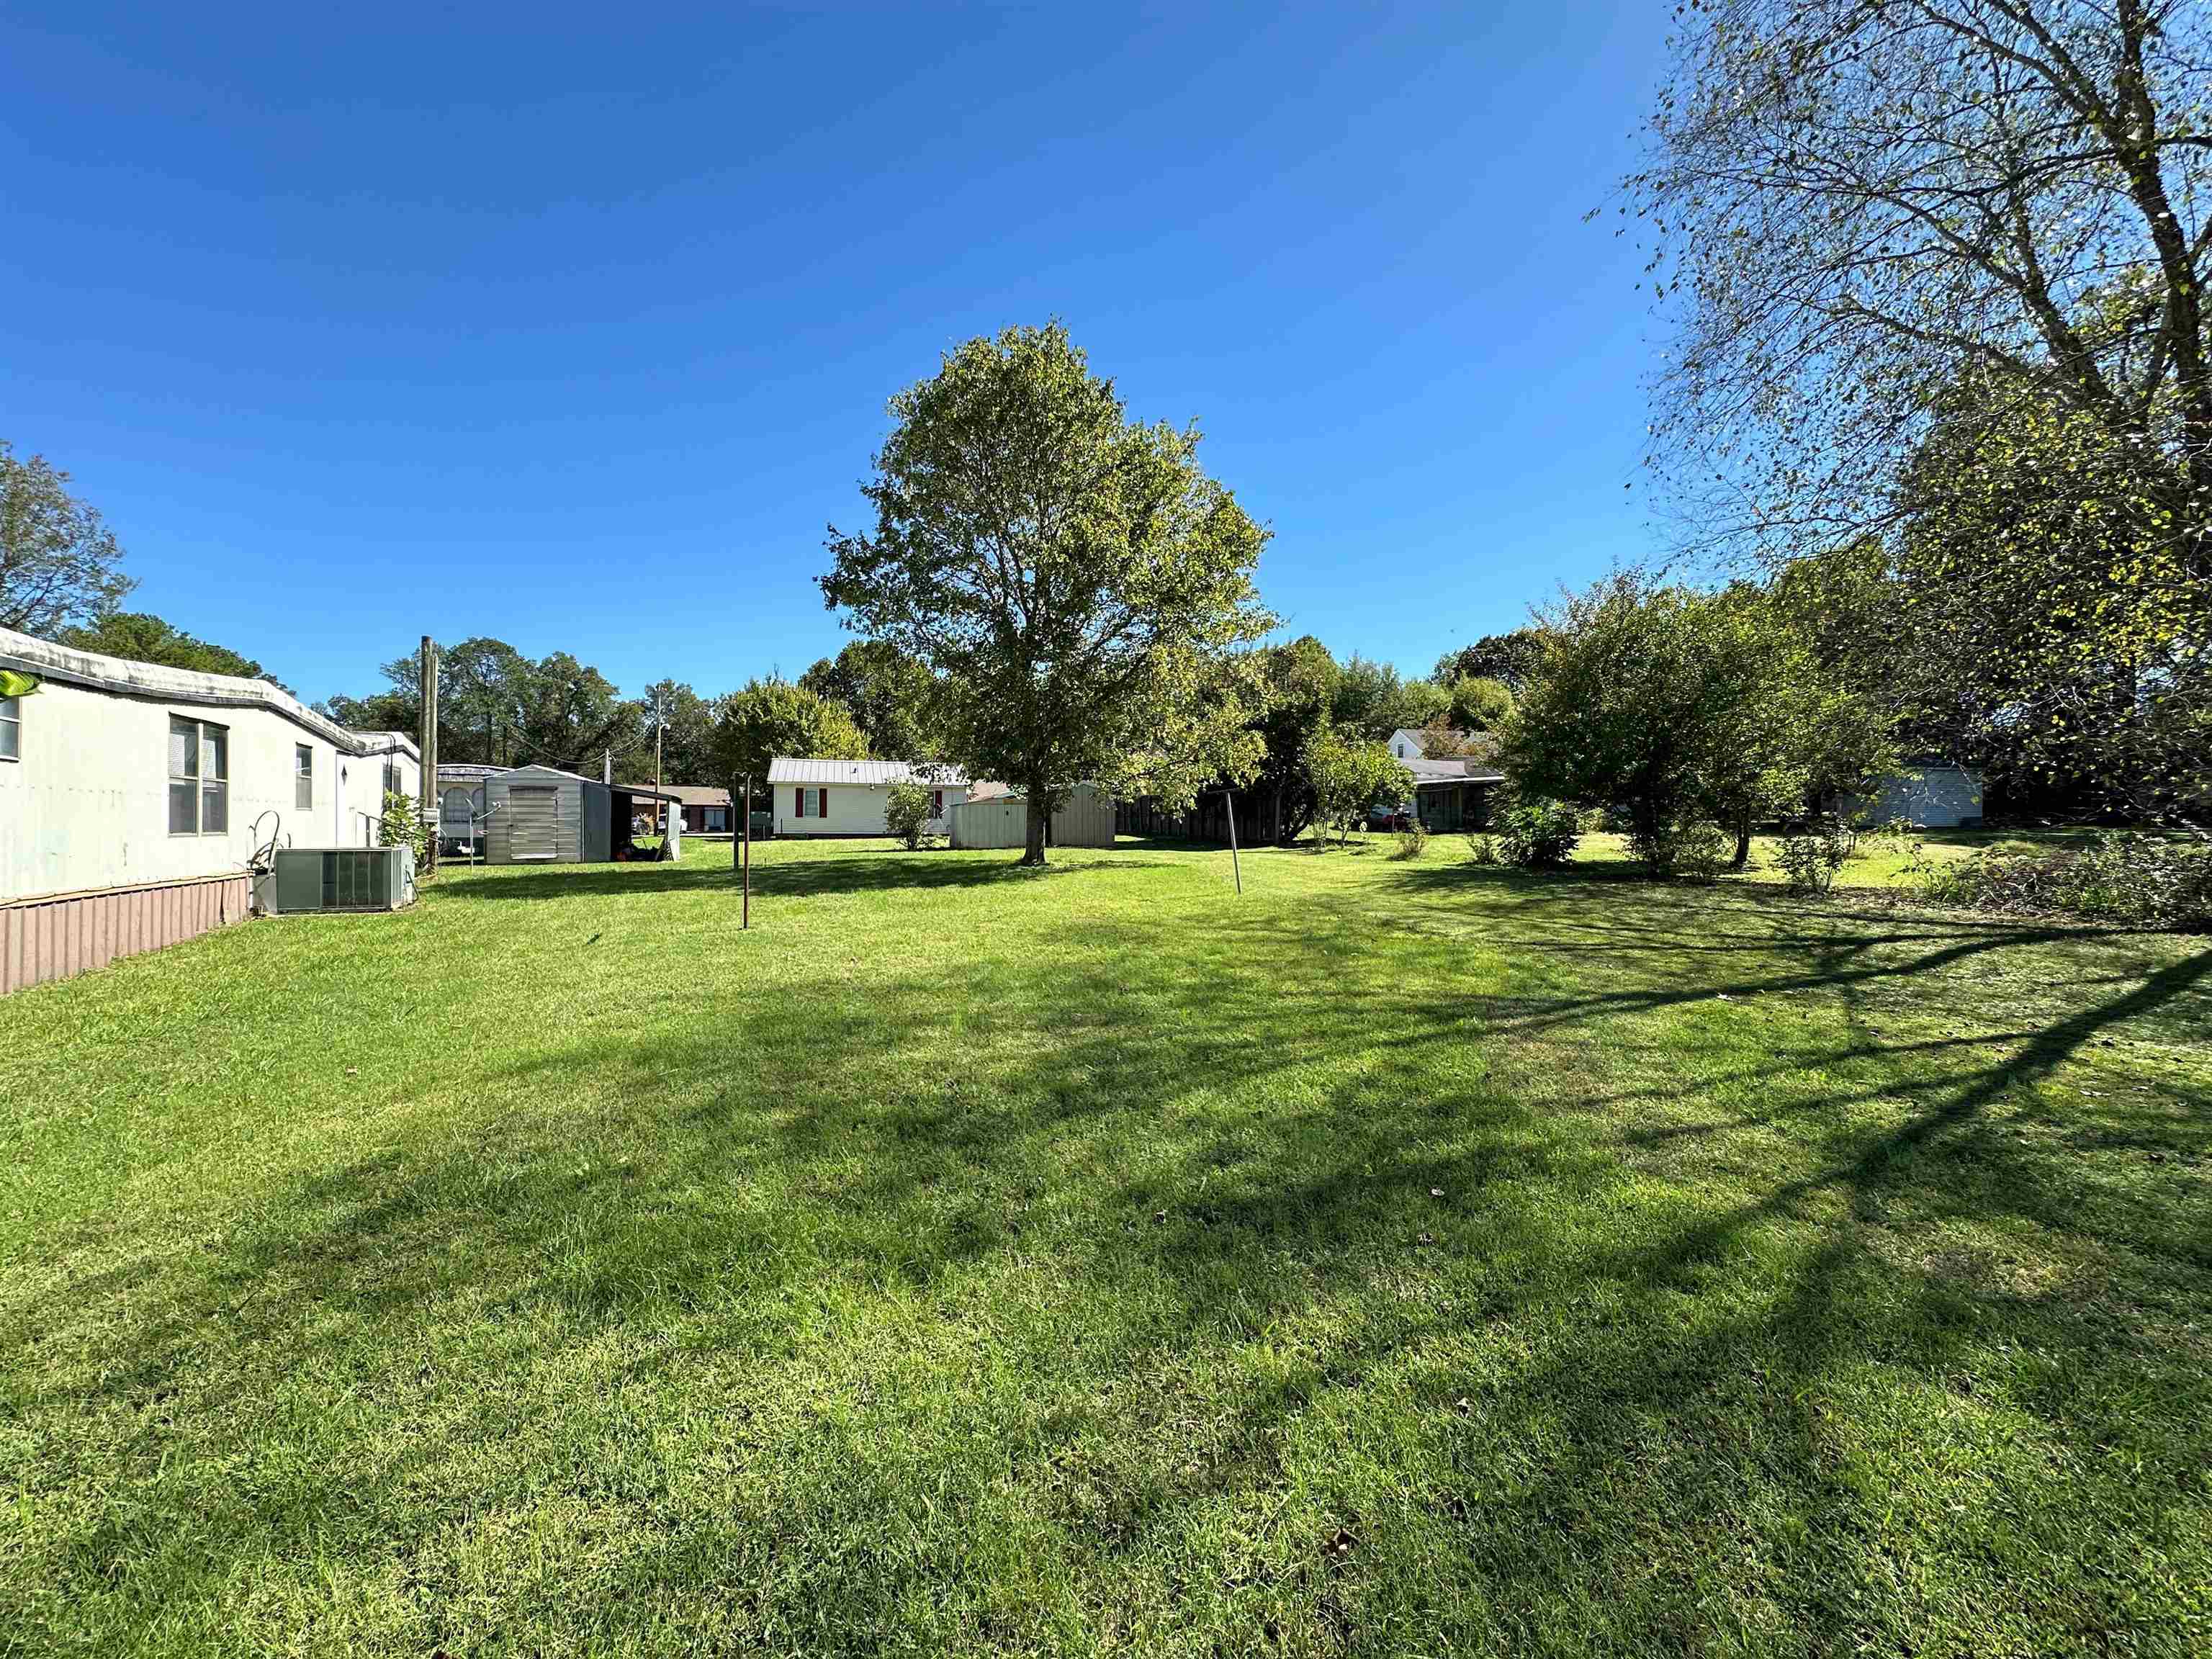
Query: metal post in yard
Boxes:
[
  {"xmin": 742, "ymin": 775, "xmax": 752, "ymax": 930},
  {"xmin": 1224, "ymin": 788, "xmax": 1242, "ymax": 895}
]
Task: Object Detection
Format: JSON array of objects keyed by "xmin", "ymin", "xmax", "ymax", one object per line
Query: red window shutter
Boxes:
[
  {"xmin": 817, "ymin": 788, "xmax": 828, "ymax": 818},
  {"xmin": 794, "ymin": 787, "xmax": 804, "ymax": 818},
  {"xmin": 932, "ymin": 790, "xmax": 943, "ymax": 817}
]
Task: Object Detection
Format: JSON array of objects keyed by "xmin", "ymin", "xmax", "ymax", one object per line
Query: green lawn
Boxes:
[{"xmin": 3, "ymin": 835, "xmax": 2208, "ymax": 1656}]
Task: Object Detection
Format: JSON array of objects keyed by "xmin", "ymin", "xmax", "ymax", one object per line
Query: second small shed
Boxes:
[{"xmin": 950, "ymin": 783, "xmax": 1115, "ymax": 850}]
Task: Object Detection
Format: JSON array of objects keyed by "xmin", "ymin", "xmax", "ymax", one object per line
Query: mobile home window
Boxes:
[
  {"xmin": 295, "ymin": 744, "xmax": 314, "ymax": 809},
  {"xmin": 168, "ymin": 716, "xmax": 228, "ymax": 835},
  {"xmin": 0, "ymin": 696, "xmax": 18, "ymax": 760}
]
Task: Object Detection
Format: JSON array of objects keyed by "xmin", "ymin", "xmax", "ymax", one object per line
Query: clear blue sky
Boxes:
[{"xmin": 2, "ymin": 4, "xmax": 1669, "ymax": 706}]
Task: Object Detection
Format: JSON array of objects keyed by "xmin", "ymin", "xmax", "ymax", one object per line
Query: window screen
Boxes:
[
  {"xmin": 0, "ymin": 696, "xmax": 17, "ymax": 760},
  {"xmin": 295, "ymin": 744, "xmax": 314, "ymax": 810}
]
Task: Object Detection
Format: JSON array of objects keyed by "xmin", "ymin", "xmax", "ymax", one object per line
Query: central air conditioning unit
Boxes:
[{"xmin": 253, "ymin": 845, "xmax": 417, "ymax": 915}]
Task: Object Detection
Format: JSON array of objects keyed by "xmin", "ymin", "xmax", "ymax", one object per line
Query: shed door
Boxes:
[{"xmin": 509, "ymin": 786, "xmax": 559, "ymax": 860}]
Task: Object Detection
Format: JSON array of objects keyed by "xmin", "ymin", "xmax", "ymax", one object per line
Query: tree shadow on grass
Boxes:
[
  {"xmin": 8, "ymin": 873, "xmax": 2210, "ymax": 1653},
  {"xmin": 431, "ymin": 849, "xmax": 1183, "ymax": 904}
]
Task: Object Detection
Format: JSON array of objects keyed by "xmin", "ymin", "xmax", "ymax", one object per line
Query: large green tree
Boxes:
[
  {"xmin": 1330, "ymin": 655, "xmax": 1446, "ymax": 741},
  {"xmin": 1246, "ymin": 634, "xmax": 1339, "ymax": 845},
  {"xmin": 1, "ymin": 442, "xmax": 133, "ymax": 637},
  {"xmin": 1631, "ymin": 0, "xmax": 2212, "ymax": 561},
  {"xmin": 57, "ymin": 611, "xmax": 280, "ymax": 687},
  {"xmin": 706, "ymin": 678, "xmax": 868, "ymax": 837},
  {"xmin": 821, "ymin": 323, "xmax": 1273, "ymax": 864},
  {"xmin": 326, "ymin": 640, "xmax": 640, "ymax": 770},
  {"xmin": 1626, "ymin": 0, "xmax": 2212, "ymax": 820},
  {"xmin": 1434, "ymin": 630, "xmax": 1546, "ymax": 696},
  {"xmin": 799, "ymin": 639, "xmax": 940, "ymax": 761},
  {"xmin": 638, "ymin": 679, "xmax": 720, "ymax": 784},
  {"xmin": 1504, "ymin": 572, "xmax": 1894, "ymax": 875}
]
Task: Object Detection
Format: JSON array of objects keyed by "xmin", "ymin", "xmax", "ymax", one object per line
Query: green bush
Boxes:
[
  {"xmin": 1390, "ymin": 823, "xmax": 1430, "ymax": 860},
  {"xmin": 1912, "ymin": 835, "xmax": 2212, "ymax": 928},
  {"xmin": 1465, "ymin": 833, "xmax": 1502, "ymax": 866},
  {"xmin": 1495, "ymin": 797, "xmax": 1581, "ymax": 868},
  {"xmin": 884, "ymin": 779, "xmax": 935, "ymax": 850},
  {"xmin": 379, "ymin": 789, "xmax": 428, "ymax": 868},
  {"xmin": 1776, "ymin": 817, "xmax": 1853, "ymax": 896},
  {"xmin": 1629, "ymin": 817, "xmax": 1732, "ymax": 881}
]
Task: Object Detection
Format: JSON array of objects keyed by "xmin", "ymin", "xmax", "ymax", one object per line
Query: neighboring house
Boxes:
[
  {"xmin": 621, "ymin": 783, "xmax": 734, "ymax": 837},
  {"xmin": 0, "ymin": 625, "xmax": 420, "ymax": 994},
  {"xmin": 475, "ymin": 765, "xmax": 682, "ymax": 864},
  {"xmin": 949, "ymin": 783, "xmax": 1115, "ymax": 849},
  {"xmin": 1842, "ymin": 765, "xmax": 1984, "ymax": 829},
  {"xmin": 1388, "ymin": 728, "xmax": 1431, "ymax": 760},
  {"xmin": 768, "ymin": 757, "xmax": 971, "ymax": 837},
  {"xmin": 1382, "ymin": 754, "xmax": 1505, "ymax": 832}
]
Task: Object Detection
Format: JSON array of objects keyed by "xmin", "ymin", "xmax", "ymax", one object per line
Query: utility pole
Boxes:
[{"xmin": 418, "ymin": 636, "xmax": 439, "ymax": 876}]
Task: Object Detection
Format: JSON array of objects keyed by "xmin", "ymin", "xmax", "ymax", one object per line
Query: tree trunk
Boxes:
[
  {"xmin": 1021, "ymin": 775, "xmax": 1049, "ymax": 866},
  {"xmin": 1730, "ymin": 823, "xmax": 1752, "ymax": 871}
]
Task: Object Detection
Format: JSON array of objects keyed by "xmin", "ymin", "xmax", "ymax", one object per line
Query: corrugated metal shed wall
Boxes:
[
  {"xmin": 950, "ymin": 797, "xmax": 1028, "ymax": 849},
  {"xmin": 949, "ymin": 786, "xmax": 1115, "ymax": 850},
  {"xmin": 1051, "ymin": 786, "xmax": 1115, "ymax": 848}
]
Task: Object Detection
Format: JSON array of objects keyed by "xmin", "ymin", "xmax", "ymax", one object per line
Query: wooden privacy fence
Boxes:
[{"xmin": 2, "ymin": 872, "xmax": 251, "ymax": 996}]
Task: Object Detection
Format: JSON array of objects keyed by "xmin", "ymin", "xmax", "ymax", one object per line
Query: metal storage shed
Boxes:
[
  {"xmin": 950, "ymin": 783, "xmax": 1115, "ymax": 849},
  {"xmin": 480, "ymin": 767, "xmax": 683, "ymax": 863}
]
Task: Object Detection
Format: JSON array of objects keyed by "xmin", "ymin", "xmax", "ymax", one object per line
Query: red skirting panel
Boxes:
[{"xmin": 1, "ymin": 873, "xmax": 251, "ymax": 996}]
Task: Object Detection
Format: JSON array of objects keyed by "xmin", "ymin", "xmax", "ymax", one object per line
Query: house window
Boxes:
[
  {"xmin": 0, "ymin": 696, "xmax": 18, "ymax": 761},
  {"xmin": 382, "ymin": 758, "xmax": 403, "ymax": 796},
  {"xmin": 704, "ymin": 806, "xmax": 727, "ymax": 832},
  {"xmin": 295, "ymin": 745, "xmax": 314, "ymax": 809},
  {"xmin": 930, "ymin": 788, "xmax": 943, "ymax": 818},
  {"xmin": 168, "ymin": 716, "xmax": 228, "ymax": 835}
]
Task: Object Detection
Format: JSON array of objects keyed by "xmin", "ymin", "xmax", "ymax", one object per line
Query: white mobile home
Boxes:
[
  {"xmin": 769, "ymin": 757, "xmax": 971, "ymax": 837},
  {"xmin": 0, "ymin": 626, "xmax": 420, "ymax": 994}
]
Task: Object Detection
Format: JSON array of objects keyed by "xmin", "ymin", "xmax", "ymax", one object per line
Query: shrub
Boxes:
[
  {"xmin": 379, "ymin": 788, "xmax": 428, "ymax": 868},
  {"xmin": 1629, "ymin": 817, "xmax": 1732, "ymax": 881},
  {"xmin": 884, "ymin": 779, "xmax": 935, "ymax": 849},
  {"xmin": 1775, "ymin": 817, "xmax": 1853, "ymax": 896},
  {"xmin": 1912, "ymin": 835, "xmax": 2212, "ymax": 928},
  {"xmin": 1390, "ymin": 822, "xmax": 1430, "ymax": 860},
  {"xmin": 1494, "ymin": 796, "xmax": 1581, "ymax": 868},
  {"xmin": 1465, "ymin": 833, "xmax": 1501, "ymax": 866}
]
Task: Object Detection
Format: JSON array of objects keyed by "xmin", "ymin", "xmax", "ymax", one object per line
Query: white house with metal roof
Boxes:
[{"xmin": 769, "ymin": 757, "xmax": 972, "ymax": 837}]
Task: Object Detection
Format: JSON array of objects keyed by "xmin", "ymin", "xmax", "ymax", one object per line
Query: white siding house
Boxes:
[
  {"xmin": 1843, "ymin": 766, "xmax": 1984, "ymax": 829},
  {"xmin": 769, "ymin": 757, "xmax": 971, "ymax": 837},
  {"xmin": 0, "ymin": 626, "xmax": 421, "ymax": 993}
]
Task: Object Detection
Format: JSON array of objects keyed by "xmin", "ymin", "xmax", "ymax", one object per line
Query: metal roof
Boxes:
[
  {"xmin": 1406, "ymin": 755, "xmax": 1506, "ymax": 785},
  {"xmin": 0, "ymin": 624, "xmax": 419, "ymax": 760},
  {"xmin": 767, "ymin": 757, "xmax": 969, "ymax": 786},
  {"xmin": 621, "ymin": 783, "xmax": 730, "ymax": 806}
]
